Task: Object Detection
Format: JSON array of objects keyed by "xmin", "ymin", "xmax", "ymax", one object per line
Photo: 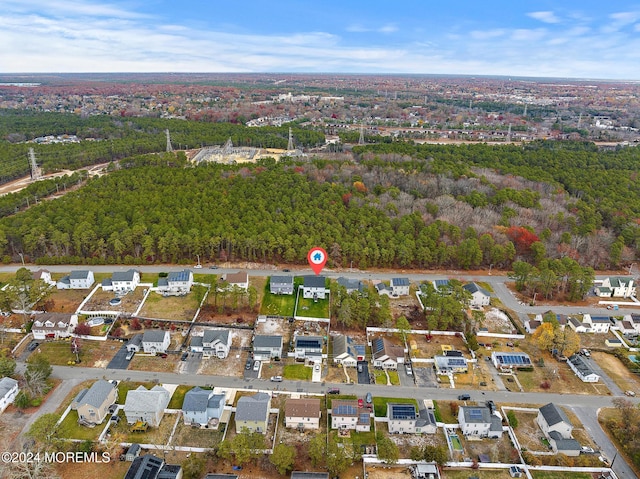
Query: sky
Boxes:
[{"xmin": 2, "ymin": 0, "xmax": 640, "ymax": 79}]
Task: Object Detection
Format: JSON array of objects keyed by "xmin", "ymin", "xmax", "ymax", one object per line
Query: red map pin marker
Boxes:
[{"xmin": 307, "ymin": 247, "xmax": 327, "ymax": 275}]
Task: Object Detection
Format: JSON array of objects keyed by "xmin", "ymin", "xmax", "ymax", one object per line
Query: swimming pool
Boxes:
[{"xmin": 449, "ymin": 433, "xmax": 463, "ymax": 451}]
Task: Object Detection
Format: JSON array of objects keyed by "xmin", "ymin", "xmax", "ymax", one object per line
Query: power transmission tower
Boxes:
[
  {"xmin": 29, "ymin": 148, "xmax": 42, "ymax": 181},
  {"xmin": 358, "ymin": 124, "xmax": 365, "ymax": 145},
  {"xmin": 507, "ymin": 123, "xmax": 512, "ymax": 142},
  {"xmin": 287, "ymin": 127, "xmax": 294, "ymax": 151},
  {"xmin": 165, "ymin": 129, "xmax": 173, "ymax": 152}
]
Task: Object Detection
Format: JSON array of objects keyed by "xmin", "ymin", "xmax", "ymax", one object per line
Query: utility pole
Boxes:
[{"xmin": 29, "ymin": 148, "xmax": 42, "ymax": 181}]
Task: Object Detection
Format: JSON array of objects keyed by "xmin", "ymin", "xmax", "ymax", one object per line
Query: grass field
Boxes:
[
  {"xmin": 168, "ymin": 384, "xmax": 192, "ymax": 409},
  {"xmin": 138, "ymin": 291, "xmax": 200, "ymax": 320},
  {"xmin": 529, "ymin": 471, "xmax": 592, "ymax": 479},
  {"xmin": 260, "ymin": 287, "xmax": 296, "ymax": 316},
  {"xmin": 296, "ymin": 295, "xmax": 330, "ymax": 318},
  {"xmin": 443, "ymin": 470, "xmax": 513, "ymax": 479},
  {"xmin": 283, "ymin": 363, "xmax": 312, "ymax": 380},
  {"xmin": 57, "ymin": 410, "xmax": 104, "ymax": 441},
  {"xmin": 37, "ymin": 340, "xmax": 120, "ymax": 367},
  {"xmin": 171, "ymin": 421, "xmax": 225, "ymax": 448}
]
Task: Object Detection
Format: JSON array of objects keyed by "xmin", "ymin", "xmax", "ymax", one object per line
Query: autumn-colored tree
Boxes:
[
  {"xmin": 532, "ymin": 322, "xmax": 556, "ymax": 351},
  {"xmin": 506, "ymin": 226, "xmax": 540, "ymax": 252}
]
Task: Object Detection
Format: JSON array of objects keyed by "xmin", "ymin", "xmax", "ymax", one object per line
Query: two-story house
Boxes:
[
  {"xmin": 390, "ymin": 278, "xmax": 410, "ymax": 296},
  {"xmin": 103, "ymin": 269, "xmax": 140, "ymax": 293},
  {"xmin": 269, "ymin": 275, "xmax": 294, "ymax": 295},
  {"xmin": 332, "ymin": 334, "xmax": 365, "ymax": 367},
  {"xmin": 71, "ymin": 379, "xmax": 118, "ymax": 425},
  {"xmin": 182, "ymin": 387, "xmax": 226, "ymax": 427},
  {"xmin": 463, "ymin": 282, "xmax": 491, "ymax": 308},
  {"xmin": 124, "ymin": 385, "xmax": 170, "ymax": 427},
  {"xmin": 537, "ymin": 403, "xmax": 581, "ymax": 456},
  {"xmin": 190, "ymin": 329, "xmax": 231, "ymax": 359},
  {"xmin": 142, "ymin": 330, "xmax": 171, "ymax": 354},
  {"xmin": 294, "ymin": 335, "xmax": 323, "ymax": 361},
  {"xmin": 330, "ymin": 399, "xmax": 370, "ymax": 432},
  {"xmin": 595, "ymin": 277, "xmax": 636, "ymax": 298},
  {"xmin": 32, "ymin": 313, "xmax": 78, "ymax": 340},
  {"xmin": 253, "ymin": 335, "xmax": 283, "ymax": 361},
  {"xmin": 157, "ymin": 270, "xmax": 193, "ymax": 295},
  {"xmin": 302, "ymin": 275, "xmax": 327, "ymax": 300},
  {"xmin": 222, "ymin": 272, "xmax": 249, "ymax": 291},
  {"xmin": 371, "ymin": 337, "xmax": 404, "ymax": 370},
  {"xmin": 0, "ymin": 377, "xmax": 19, "ymax": 413},
  {"xmin": 57, "ymin": 270, "xmax": 95, "ymax": 290},
  {"xmin": 285, "ymin": 398, "xmax": 321, "ymax": 430},
  {"xmin": 458, "ymin": 406, "xmax": 503, "ymax": 439},
  {"xmin": 235, "ymin": 392, "xmax": 271, "ymax": 434}
]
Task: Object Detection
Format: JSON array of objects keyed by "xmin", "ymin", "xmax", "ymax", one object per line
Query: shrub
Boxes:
[{"xmin": 540, "ymin": 381, "xmax": 551, "ymax": 389}]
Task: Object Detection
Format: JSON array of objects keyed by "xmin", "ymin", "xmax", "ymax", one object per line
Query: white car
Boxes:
[
  {"xmin": 270, "ymin": 376, "xmax": 283, "ymax": 382},
  {"xmin": 625, "ymin": 390, "xmax": 636, "ymax": 397},
  {"xmin": 194, "ymin": 264, "xmax": 202, "ymax": 269},
  {"xmin": 314, "ymin": 363, "xmax": 321, "ymax": 372}
]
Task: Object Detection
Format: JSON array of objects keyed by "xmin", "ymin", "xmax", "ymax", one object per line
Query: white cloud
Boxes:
[
  {"xmin": 346, "ymin": 23, "xmax": 398, "ymax": 34},
  {"xmin": 527, "ymin": 11, "xmax": 560, "ymax": 24},
  {"xmin": 470, "ymin": 29, "xmax": 505, "ymax": 40}
]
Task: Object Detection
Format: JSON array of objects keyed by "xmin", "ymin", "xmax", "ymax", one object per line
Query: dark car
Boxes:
[
  {"xmin": 27, "ymin": 342, "xmax": 39, "ymax": 352},
  {"xmin": 181, "ymin": 352, "xmax": 189, "ymax": 361},
  {"xmin": 245, "ymin": 358, "xmax": 253, "ymax": 370},
  {"xmin": 282, "ymin": 268, "xmax": 290, "ymax": 272},
  {"xmin": 458, "ymin": 394, "xmax": 471, "ymax": 401},
  {"xmin": 209, "ymin": 265, "xmax": 219, "ymax": 269},
  {"xmin": 486, "ymin": 400, "xmax": 496, "ymax": 412},
  {"xmin": 327, "ymin": 388, "xmax": 340, "ymax": 395}
]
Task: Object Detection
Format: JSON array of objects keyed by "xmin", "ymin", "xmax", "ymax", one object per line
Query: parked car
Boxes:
[
  {"xmin": 253, "ymin": 360, "xmax": 260, "ymax": 371},
  {"xmin": 181, "ymin": 352, "xmax": 189, "ymax": 361},
  {"xmin": 405, "ymin": 363, "xmax": 413, "ymax": 375},
  {"xmin": 245, "ymin": 358, "xmax": 252, "ymax": 370},
  {"xmin": 327, "ymin": 388, "xmax": 340, "ymax": 395},
  {"xmin": 282, "ymin": 268, "xmax": 290, "ymax": 272},
  {"xmin": 581, "ymin": 446, "xmax": 595, "ymax": 454},
  {"xmin": 125, "ymin": 351, "xmax": 135, "ymax": 361},
  {"xmin": 358, "ymin": 364, "xmax": 363, "ymax": 373},
  {"xmin": 194, "ymin": 264, "xmax": 202, "ymax": 269},
  {"xmin": 110, "ymin": 415, "xmax": 120, "ymax": 423},
  {"xmin": 270, "ymin": 376, "xmax": 283, "ymax": 382},
  {"xmin": 486, "ymin": 400, "xmax": 496, "ymax": 412},
  {"xmin": 314, "ymin": 363, "xmax": 321, "ymax": 372},
  {"xmin": 458, "ymin": 394, "xmax": 471, "ymax": 401},
  {"xmin": 27, "ymin": 342, "xmax": 39, "ymax": 352},
  {"xmin": 625, "ymin": 390, "xmax": 636, "ymax": 397},
  {"xmin": 358, "ymin": 399, "xmax": 364, "ymax": 408},
  {"xmin": 365, "ymin": 392, "xmax": 372, "ymax": 404},
  {"xmin": 158, "ymin": 353, "xmax": 168, "ymax": 359},
  {"xmin": 209, "ymin": 265, "xmax": 219, "ymax": 269}
]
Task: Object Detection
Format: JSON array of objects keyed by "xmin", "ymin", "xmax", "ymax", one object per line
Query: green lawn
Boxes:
[
  {"xmin": 168, "ymin": 385, "xmax": 192, "ymax": 409},
  {"xmin": 260, "ymin": 278, "xmax": 296, "ymax": 316},
  {"xmin": 296, "ymin": 295, "xmax": 330, "ymax": 319},
  {"xmin": 387, "ymin": 370, "xmax": 400, "ymax": 385},
  {"xmin": 37, "ymin": 340, "xmax": 110, "ymax": 366},
  {"xmin": 326, "ymin": 395, "xmax": 357, "ymax": 408},
  {"xmin": 373, "ymin": 369, "xmax": 387, "ymax": 385},
  {"xmin": 336, "ymin": 428, "xmax": 375, "ymax": 446},
  {"xmin": 443, "ymin": 469, "xmax": 513, "ymax": 479},
  {"xmin": 57, "ymin": 411, "xmax": 103, "ymax": 441},
  {"xmin": 372, "ymin": 396, "xmax": 417, "ymax": 417},
  {"xmin": 283, "ymin": 363, "xmax": 312, "ymax": 380}
]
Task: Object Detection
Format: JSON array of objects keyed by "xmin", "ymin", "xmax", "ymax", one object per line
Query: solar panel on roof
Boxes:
[
  {"xmin": 449, "ymin": 358, "xmax": 466, "ymax": 366},
  {"xmin": 468, "ymin": 408, "xmax": 484, "ymax": 419},
  {"xmin": 334, "ymin": 405, "xmax": 357, "ymax": 415},
  {"xmin": 435, "ymin": 280, "xmax": 449, "ymax": 287},
  {"xmin": 297, "ymin": 339, "xmax": 321, "ymax": 348},
  {"xmin": 391, "ymin": 404, "xmax": 416, "ymax": 420}
]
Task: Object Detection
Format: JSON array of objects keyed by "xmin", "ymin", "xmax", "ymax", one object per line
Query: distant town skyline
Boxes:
[{"xmin": 3, "ymin": 0, "xmax": 640, "ymax": 80}]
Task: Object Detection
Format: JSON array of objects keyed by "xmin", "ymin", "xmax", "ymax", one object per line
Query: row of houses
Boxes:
[{"xmin": 527, "ymin": 311, "xmax": 640, "ymax": 338}]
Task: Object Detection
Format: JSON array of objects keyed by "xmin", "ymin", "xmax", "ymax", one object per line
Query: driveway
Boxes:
[
  {"xmin": 585, "ymin": 356, "xmax": 624, "ymax": 396},
  {"xmin": 311, "ymin": 362, "xmax": 322, "ymax": 383},
  {"xmin": 106, "ymin": 345, "xmax": 131, "ymax": 370},
  {"xmin": 357, "ymin": 361, "xmax": 370, "ymax": 384},
  {"xmin": 397, "ymin": 363, "xmax": 415, "ymax": 387},
  {"xmin": 414, "ymin": 367, "xmax": 438, "ymax": 388},
  {"xmin": 181, "ymin": 352, "xmax": 202, "ymax": 375}
]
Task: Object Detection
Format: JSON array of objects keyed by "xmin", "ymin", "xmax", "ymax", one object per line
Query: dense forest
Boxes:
[
  {"xmin": 0, "ymin": 148, "xmax": 633, "ymax": 271},
  {"xmin": 0, "ymin": 110, "xmax": 324, "ymax": 182}
]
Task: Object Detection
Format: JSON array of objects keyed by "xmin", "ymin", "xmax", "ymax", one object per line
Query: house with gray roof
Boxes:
[
  {"xmin": 302, "ymin": 275, "xmax": 327, "ymax": 299},
  {"xmin": 32, "ymin": 312, "xmax": 78, "ymax": 340},
  {"xmin": 331, "ymin": 399, "xmax": 370, "ymax": 432},
  {"xmin": 182, "ymin": 387, "xmax": 226, "ymax": 427},
  {"xmin": 537, "ymin": 403, "xmax": 573, "ymax": 440},
  {"xmin": 71, "ymin": 379, "xmax": 117, "ymax": 425},
  {"xmin": 126, "ymin": 334, "xmax": 143, "ymax": 353},
  {"xmin": 269, "ymin": 275, "xmax": 294, "ymax": 295},
  {"xmin": 463, "ymin": 282, "xmax": 491, "ymax": 308},
  {"xmin": 548, "ymin": 430, "xmax": 581, "ymax": 456},
  {"xmin": 434, "ymin": 351, "xmax": 468, "ymax": 374},
  {"xmin": 253, "ymin": 334, "xmax": 283, "ymax": 361},
  {"xmin": 157, "ymin": 269, "xmax": 193, "ymax": 295},
  {"xmin": 0, "ymin": 377, "xmax": 18, "ymax": 413},
  {"xmin": 337, "ymin": 277, "xmax": 364, "ymax": 294},
  {"xmin": 332, "ymin": 334, "xmax": 365, "ymax": 367},
  {"xmin": 371, "ymin": 337, "xmax": 404, "ymax": 370},
  {"xmin": 124, "ymin": 454, "xmax": 182, "ymax": 479},
  {"xmin": 595, "ymin": 277, "xmax": 635, "ymax": 298},
  {"xmin": 567, "ymin": 354, "xmax": 600, "ymax": 382},
  {"xmin": 235, "ymin": 392, "xmax": 271, "ymax": 434},
  {"xmin": 57, "ymin": 270, "xmax": 95, "ymax": 290},
  {"xmin": 387, "ymin": 403, "xmax": 437, "ymax": 434},
  {"xmin": 142, "ymin": 330, "xmax": 170, "ymax": 354},
  {"xmin": 190, "ymin": 329, "xmax": 231, "ymax": 358},
  {"xmin": 124, "ymin": 385, "xmax": 170, "ymax": 427},
  {"xmin": 104, "ymin": 269, "xmax": 140, "ymax": 293},
  {"xmin": 458, "ymin": 406, "xmax": 503, "ymax": 438}
]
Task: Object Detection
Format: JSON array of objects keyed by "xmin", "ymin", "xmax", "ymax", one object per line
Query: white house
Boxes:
[
  {"xmin": 0, "ymin": 377, "xmax": 19, "ymax": 413},
  {"xmin": 458, "ymin": 406, "xmax": 503, "ymax": 439},
  {"xmin": 123, "ymin": 385, "xmax": 170, "ymax": 427},
  {"xmin": 57, "ymin": 270, "xmax": 95, "ymax": 290},
  {"xmin": 142, "ymin": 330, "xmax": 170, "ymax": 354},
  {"xmin": 222, "ymin": 271, "xmax": 249, "ymax": 291},
  {"xmin": 270, "ymin": 275, "xmax": 294, "ymax": 295},
  {"xmin": 463, "ymin": 282, "xmax": 491, "ymax": 308},
  {"xmin": 32, "ymin": 313, "xmax": 78, "ymax": 340},
  {"xmin": 126, "ymin": 334, "xmax": 143, "ymax": 352},
  {"xmin": 157, "ymin": 270, "xmax": 193, "ymax": 295},
  {"xmin": 302, "ymin": 275, "xmax": 327, "ymax": 300},
  {"xmin": 253, "ymin": 335, "xmax": 283, "ymax": 361},
  {"xmin": 285, "ymin": 398, "xmax": 321, "ymax": 430},
  {"xmin": 491, "ymin": 351, "xmax": 532, "ymax": 370},
  {"xmin": 434, "ymin": 351, "xmax": 468, "ymax": 374},
  {"xmin": 182, "ymin": 387, "xmax": 226, "ymax": 427},
  {"xmin": 387, "ymin": 403, "xmax": 437, "ymax": 434},
  {"xmin": 567, "ymin": 354, "xmax": 600, "ymax": 382},
  {"xmin": 103, "ymin": 269, "xmax": 140, "ymax": 293},
  {"xmin": 32, "ymin": 269, "xmax": 55, "ymax": 287},
  {"xmin": 390, "ymin": 278, "xmax": 410, "ymax": 296},
  {"xmin": 595, "ymin": 277, "xmax": 636, "ymax": 298},
  {"xmin": 190, "ymin": 329, "xmax": 231, "ymax": 358},
  {"xmin": 331, "ymin": 399, "xmax": 370, "ymax": 432},
  {"xmin": 294, "ymin": 335, "xmax": 323, "ymax": 361},
  {"xmin": 569, "ymin": 314, "xmax": 610, "ymax": 334},
  {"xmin": 537, "ymin": 403, "xmax": 581, "ymax": 456}
]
